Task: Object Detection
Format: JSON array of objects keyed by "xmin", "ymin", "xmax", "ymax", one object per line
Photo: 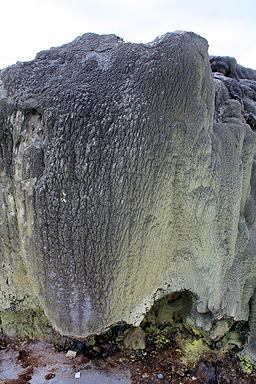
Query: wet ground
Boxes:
[
  {"xmin": 0, "ymin": 338, "xmax": 131, "ymax": 383},
  {"xmin": 1, "ymin": 322, "xmax": 256, "ymax": 384}
]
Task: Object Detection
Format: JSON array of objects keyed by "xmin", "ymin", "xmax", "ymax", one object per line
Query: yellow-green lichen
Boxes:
[{"xmin": 0, "ymin": 310, "xmax": 56, "ymax": 342}]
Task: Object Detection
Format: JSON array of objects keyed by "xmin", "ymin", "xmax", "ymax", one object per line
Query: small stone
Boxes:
[
  {"xmin": 123, "ymin": 326, "xmax": 146, "ymax": 350},
  {"xmin": 177, "ymin": 369, "xmax": 185, "ymax": 377},
  {"xmin": 158, "ymin": 374, "xmax": 163, "ymax": 379},
  {"xmin": 209, "ymin": 319, "xmax": 231, "ymax": 341},
  {"xmin": 224, "ymin": 331, "xmax": 242, "ymax": 348},
  {"xmin": 75, "ymin": 371, "xmax": 81, "ymax": 379},
  {"xmin": 45, "ymin": 373, "xmax": 56, "ymax": 380},
  {"xmin": 75, "ymin": 355, "xmax": 89, "ymax": 364},
  {"xmin": 196, "ymin": 362, "xmax": 215, "ymax": 384},
  {"xmin": 65, "ymin": 350, "xmax": 77, "ymax": 359}
]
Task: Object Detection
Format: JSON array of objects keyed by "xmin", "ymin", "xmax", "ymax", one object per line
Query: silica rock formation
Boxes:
[{"xmin": 1, "ymin": 32, "xmax": 256, "ymax": 343}]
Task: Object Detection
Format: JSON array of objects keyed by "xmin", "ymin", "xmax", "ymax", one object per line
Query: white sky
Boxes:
[{"xmin": 1, "ymin": 0, "xmax": 256, "ymax": 70}]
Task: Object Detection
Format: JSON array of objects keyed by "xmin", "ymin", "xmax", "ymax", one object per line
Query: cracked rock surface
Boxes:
[{"xmin": 1, "ymin": 32, "xmax": 256, "ymax": 341}]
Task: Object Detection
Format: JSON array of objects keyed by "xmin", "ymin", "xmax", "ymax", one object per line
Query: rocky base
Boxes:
[
  {"xmin": 2, "ymin": 290, "xmax": 256, "ymax": 373},
  {"xmin": 1, "ymin": 290, "xmax": 256, "ymax": 383},
  {"xmin": 1, "ymin": 319, "xmax": 256, "ymax": 384}
]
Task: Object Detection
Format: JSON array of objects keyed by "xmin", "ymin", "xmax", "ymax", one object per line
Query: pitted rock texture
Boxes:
[
  {"xmin": 0, "ymin": 32, "xmax": 256, "ymax": 339},
  {"xmin": 210, "ymin": 56, "xmax": 256, "ymax": 335}
]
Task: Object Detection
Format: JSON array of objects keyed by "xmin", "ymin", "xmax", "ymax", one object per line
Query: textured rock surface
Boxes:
[
  {"xmin": 0, "ymin": 32, "xmax": 256, "ymax": 340},
  {"xmin": 210, "ymin": 57, "xmax": 256, "ymax": 348}
]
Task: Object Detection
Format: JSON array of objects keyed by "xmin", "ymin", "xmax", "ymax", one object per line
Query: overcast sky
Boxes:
[{"xmin": 1, "ymin": 0, "xmax": 256, "ymax": 70}]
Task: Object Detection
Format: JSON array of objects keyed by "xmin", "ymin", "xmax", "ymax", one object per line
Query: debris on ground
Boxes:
[
  {"xmin": 65, "ymin": 350, "xmax": 77, "ymax": 359},
  {"xmin": 1, "ymin": 318, "xmax": 256, "ymax": 383}
]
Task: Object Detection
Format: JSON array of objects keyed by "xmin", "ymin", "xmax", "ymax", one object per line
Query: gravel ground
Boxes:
[
  {"xmin": 0, "ymin": 340, "xmax": 131, "ymax": 384},
  {"xmin": 1, "ymin": 323, "xmax": 256, "ymax": 384}
]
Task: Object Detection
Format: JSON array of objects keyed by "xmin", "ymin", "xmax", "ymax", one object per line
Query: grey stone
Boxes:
[
  {"xmin": 123, "ymin": 327, "xmax": 146, "ymax": 350},
  {"xmin": 1, "ymin": 32, "xmax": 256, "ymax": 342},
  {"xmin": 65, "ymin": 350, "xmax": 77, "ymax": 359},
  {"xmin": 196, "ymin": 361, "xmax": 215, "ymax": 384},
  {"xmin": 209, "ymin": 319, "xmax": 232, "ymax": 341}
]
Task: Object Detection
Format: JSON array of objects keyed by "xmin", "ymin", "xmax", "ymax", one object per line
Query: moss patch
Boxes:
[{"xmin": 0, "ymin": 310, "xmax": 56, "ymax": 342}]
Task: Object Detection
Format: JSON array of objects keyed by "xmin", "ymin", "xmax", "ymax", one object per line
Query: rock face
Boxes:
[{"xmin": 1, "ymin": 31, "xmax": 256, "ymax": 340}]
